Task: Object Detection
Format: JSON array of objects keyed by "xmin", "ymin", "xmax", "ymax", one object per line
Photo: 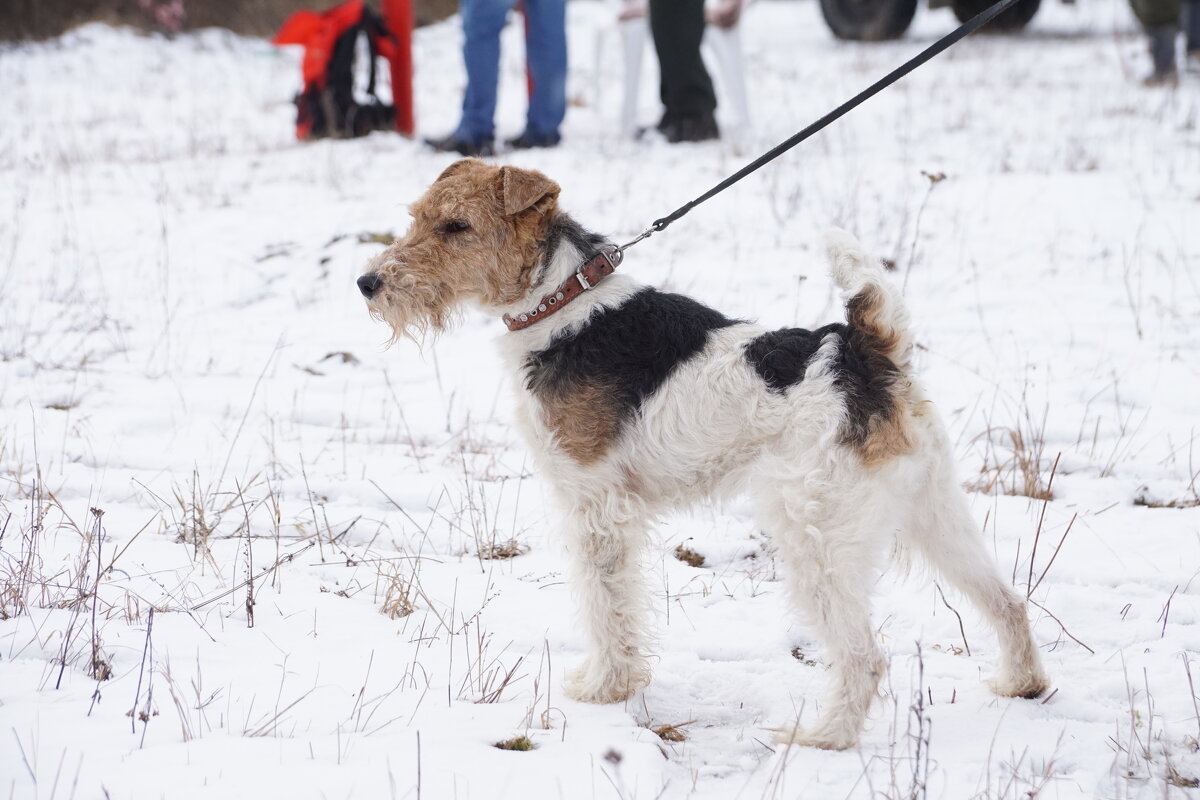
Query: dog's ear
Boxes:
[
  {"xmin": 435, "ymin": 158, "xmax": 479, "ymax": 183},
  {"xmin": 499, "ymin": 166, "xmax": 560, "ymax": 217}
]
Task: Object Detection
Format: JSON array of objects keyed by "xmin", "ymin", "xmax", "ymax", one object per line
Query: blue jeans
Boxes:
[{"xmin": 453, "ymin": 0, "xmax": 567, "ymax": 142}]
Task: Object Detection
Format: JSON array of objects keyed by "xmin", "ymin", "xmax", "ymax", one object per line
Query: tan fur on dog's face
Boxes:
[{"xmin": 361, "ymin": 159, "xmax": 560, "ymax": 342}]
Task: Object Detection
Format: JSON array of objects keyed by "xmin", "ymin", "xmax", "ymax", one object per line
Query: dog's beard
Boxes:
[{"xmin": 367, "ymin": 286, "xmax": 461, "ymax": 348}]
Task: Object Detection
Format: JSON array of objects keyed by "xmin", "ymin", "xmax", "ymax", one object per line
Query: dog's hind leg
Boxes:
[
  {"xmin": 900, "ymin": 447, "xmax": 1049, "ymax": 699},
  {"xmin": 761, "ymin": 475, "xmax": 890, "ymax": 750},
  {"xmin": 561, "ymin": 500, "xmax": 653, "ymax": 705}
]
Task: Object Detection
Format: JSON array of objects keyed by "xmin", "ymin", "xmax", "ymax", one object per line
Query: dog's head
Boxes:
[{"xmin": 357, "ymin": 158, "xmax": 560, "ymax": 343}]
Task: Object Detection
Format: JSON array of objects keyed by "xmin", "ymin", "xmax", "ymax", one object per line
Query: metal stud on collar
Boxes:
[{"xmin": 503, "ymin": 248, "xmax": 620, "ymax": 332}]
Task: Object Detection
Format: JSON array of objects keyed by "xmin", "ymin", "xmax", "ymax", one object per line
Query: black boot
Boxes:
[
  {"xmin": 1143, "ymin": 25, "xmax": 1179, "ymax": 85},
  {"xmin": 424, "ymin": 133, "xmax": 495, "ymax": 157},
  {"xmin": 1184, "ymin": 0, "xmax": 1200, "ymax": 70},
  {"xmin": 663, "ymin": 112, "xmax": 720, "ymax": 143}
]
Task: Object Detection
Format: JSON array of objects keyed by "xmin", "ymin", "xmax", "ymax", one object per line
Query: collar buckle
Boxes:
[{"xmin": 600, "ymin": 246, "xmax": 622, "ymax": 271}]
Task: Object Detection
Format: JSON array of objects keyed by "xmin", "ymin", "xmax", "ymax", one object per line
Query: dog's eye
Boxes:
[{"xmin": 441, "ymin": 220, "xmax": 471, "ymax": 235}]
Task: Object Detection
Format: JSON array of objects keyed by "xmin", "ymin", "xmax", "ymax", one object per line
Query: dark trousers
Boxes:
[
  {"xmin": 648, "ymin": 0, "xmax": 716, "ymax": 121},
  {"xmin": 1187, "ymin": 0, "xmax": 1200, "ymax": 51},
  {"xmin": 1130, "ymin": 0, "xmax": 1179, "ymax": 28}
]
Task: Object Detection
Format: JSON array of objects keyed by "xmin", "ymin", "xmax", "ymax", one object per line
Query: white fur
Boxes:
[{"xmin": 491, "ymin": 229, "xmax": 1048, "ymax": 748}]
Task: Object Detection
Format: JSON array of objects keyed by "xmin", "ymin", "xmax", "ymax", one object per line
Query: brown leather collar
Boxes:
[{"xmin": 503, "ymin": 247, "xmax": 622, "ymax": 332}]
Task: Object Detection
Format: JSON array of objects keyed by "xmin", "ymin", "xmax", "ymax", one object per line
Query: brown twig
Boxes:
[
  {"xmin": 190, "ymin": 539, "xmax": 318, "ymax": 611},
  {"xmin": 1028, "ymin": 598, "xmax": 1093, "ymax": 654},
  {"xmin": 1029, "ymin": 511, "xmax": 1077, "ymax": 598},
  {"xmin": 236, "ymin": 481, "xmax": 255, "ymax": 629},
  {"xmin": 935, "ymin": 582, "xmax": 971, "ymax": 656},
  {"xmin": 1157, "ymin": 585, "xmax": 1179, "ymax": 640},
  {"xmin": 129, "ymin": 608, "xmax": 155, "ymax": 735},
  {"xmin": 1027, "ymin": 453, "xmax": 1062, "ymax": 599},
  {"xmin": 1183, "ymin": 653, "xmax": 1200, "ymax": 741}
]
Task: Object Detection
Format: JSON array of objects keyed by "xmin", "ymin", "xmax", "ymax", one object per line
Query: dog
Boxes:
[{"xmin": 356, "ymin": 158, "xmax": 1049, "ymax": 749}]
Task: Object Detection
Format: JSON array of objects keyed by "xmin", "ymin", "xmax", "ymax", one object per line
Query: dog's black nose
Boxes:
[{"xmin": 357, "ymin": 273, "xmax": 383, "ymax": 298}]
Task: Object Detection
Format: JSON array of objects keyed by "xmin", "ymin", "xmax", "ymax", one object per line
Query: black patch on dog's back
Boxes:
[
  {"xmin": 525, "ymin": 288, "xmax": 736, "ymax": 422},
  {"xmin": 744, "ymin": 323, "xmax": 906, "ymax": 449},
  {"xmin": 743, "ymin": 326, "xmax": 833, "ymax": 392},
  {"xmin": 834, "ymin": 327, "xmax": 908, "ymax": 452}
]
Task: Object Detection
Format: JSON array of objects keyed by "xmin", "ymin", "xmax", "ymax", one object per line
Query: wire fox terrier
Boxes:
[{"xmin": 357, "ymin": 158, "xmax": 1049, "ymax": 749}]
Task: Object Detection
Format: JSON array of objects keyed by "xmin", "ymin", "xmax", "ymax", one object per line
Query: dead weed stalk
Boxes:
[{"xmin": 967, "ymin": 399, "xmax": 1054, "ymax": 501}]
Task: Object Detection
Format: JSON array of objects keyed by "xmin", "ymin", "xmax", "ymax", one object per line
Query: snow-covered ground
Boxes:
[{"xmin": 2, "ymin": 1, "xmax": 1199, "ymax": 797}]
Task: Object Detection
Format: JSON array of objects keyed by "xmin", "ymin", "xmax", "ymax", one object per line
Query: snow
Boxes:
[{"xmin": 1, "ymin": 1, "xmax": 1199, "ymax": 798}]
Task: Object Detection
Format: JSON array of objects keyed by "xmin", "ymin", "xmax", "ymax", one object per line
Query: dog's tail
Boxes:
[{"xmin": 825, "ymin": 228, "xmax": 912, "ymax": 373}]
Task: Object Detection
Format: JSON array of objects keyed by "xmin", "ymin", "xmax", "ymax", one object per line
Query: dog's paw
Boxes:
[
  {"xmin": 987, "ymin": 669, "xmax": 1050, "ymax": 699},
  {"xmin": 768, "ymin": 720, "xmax": 859, "ymax": 751},
  {"xmin": 564, "ymin": 659, "xmax": 650, "ymax": 704}
]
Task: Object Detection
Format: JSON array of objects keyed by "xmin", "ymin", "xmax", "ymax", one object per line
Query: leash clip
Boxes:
[{"xmin": 618, "ymin": 228, "xmax": 654, "ymax": 253}]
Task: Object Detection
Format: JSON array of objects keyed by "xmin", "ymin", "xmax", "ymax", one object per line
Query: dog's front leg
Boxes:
[{"xmin": 562, "ymin": 505, "xmax": 652, "ymax": 704}]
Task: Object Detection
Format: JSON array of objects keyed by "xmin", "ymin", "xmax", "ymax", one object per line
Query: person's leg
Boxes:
[
  {"xmin": 1184, "ymin": 0, "xmax": 1200, "ymax": 61},
  {"xmin": 1130, "ymin": 0, "xmax": 1182, "ymax": 84},
  {"xmin": 455, "ymin": 0, "xmax": 512, "ymax": 142},
  {"xmin": 647, "ymin": 0, "xmax": 717, "ymax": 140},
  {"xmin": 518, "ymin": 0, "xmax": 567, "ymax": 143},
  {"xmin": 1145, "ymin": 22, "xmax": 1181, "ymax": 84}
]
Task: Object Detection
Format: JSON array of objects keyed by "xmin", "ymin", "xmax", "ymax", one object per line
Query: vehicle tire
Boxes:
[
  {"xmin": 950, "ymin": 0, "xmax": 1041, "ymax": 31},
  {"xmin": 820, "ymin": 0, "xmax": 919, "ymax": 41}
]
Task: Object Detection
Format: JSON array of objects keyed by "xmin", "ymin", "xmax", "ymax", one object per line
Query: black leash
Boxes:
[{"xmin": 618, "ymin": 0, "xmax": 1022, "ymax": 252}]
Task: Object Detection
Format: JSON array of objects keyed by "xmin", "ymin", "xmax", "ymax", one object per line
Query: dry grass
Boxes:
[
  {"xmin": 378, "ymin": 561, "xmax": 417, "ymax": 620},
  {"xmin": 967, "ymin": 414, "xmax": 1054, "ymax": 501},
  {"xmin": 0, "ymin": 485, "xmax": 137, "ymax": 687},
  {"xmin": 1103, "ymin": 656, "xmax": 1200, "ymax": 794},
  {"xmin": 673, "ymin": 543, "xmax": 706, "ymax": 568},
  {"xmin": 1132, "ymin": 486, "xmax": 1200, "ymax": 510},
  {"xmin": 493, "ymin": 735, "xmax": 535, "ymax": 751},
  {"xmin": 1166, "ymin": 764, "xmax": 1200, "ymax": 789},
  {"xmin": 790, "ymin": 647, "xmax": 820, "ymax": 667},
  {"xmin": 0, "ymin": 504, "xmax": 42, "ymax": 621},
  {"xmin": 478, "ymin": 538, "xmax": 529, "ymax": 560},
  {"xmin": 649, "ymin": 721, "xmax": 694, "ymax": 743}
]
